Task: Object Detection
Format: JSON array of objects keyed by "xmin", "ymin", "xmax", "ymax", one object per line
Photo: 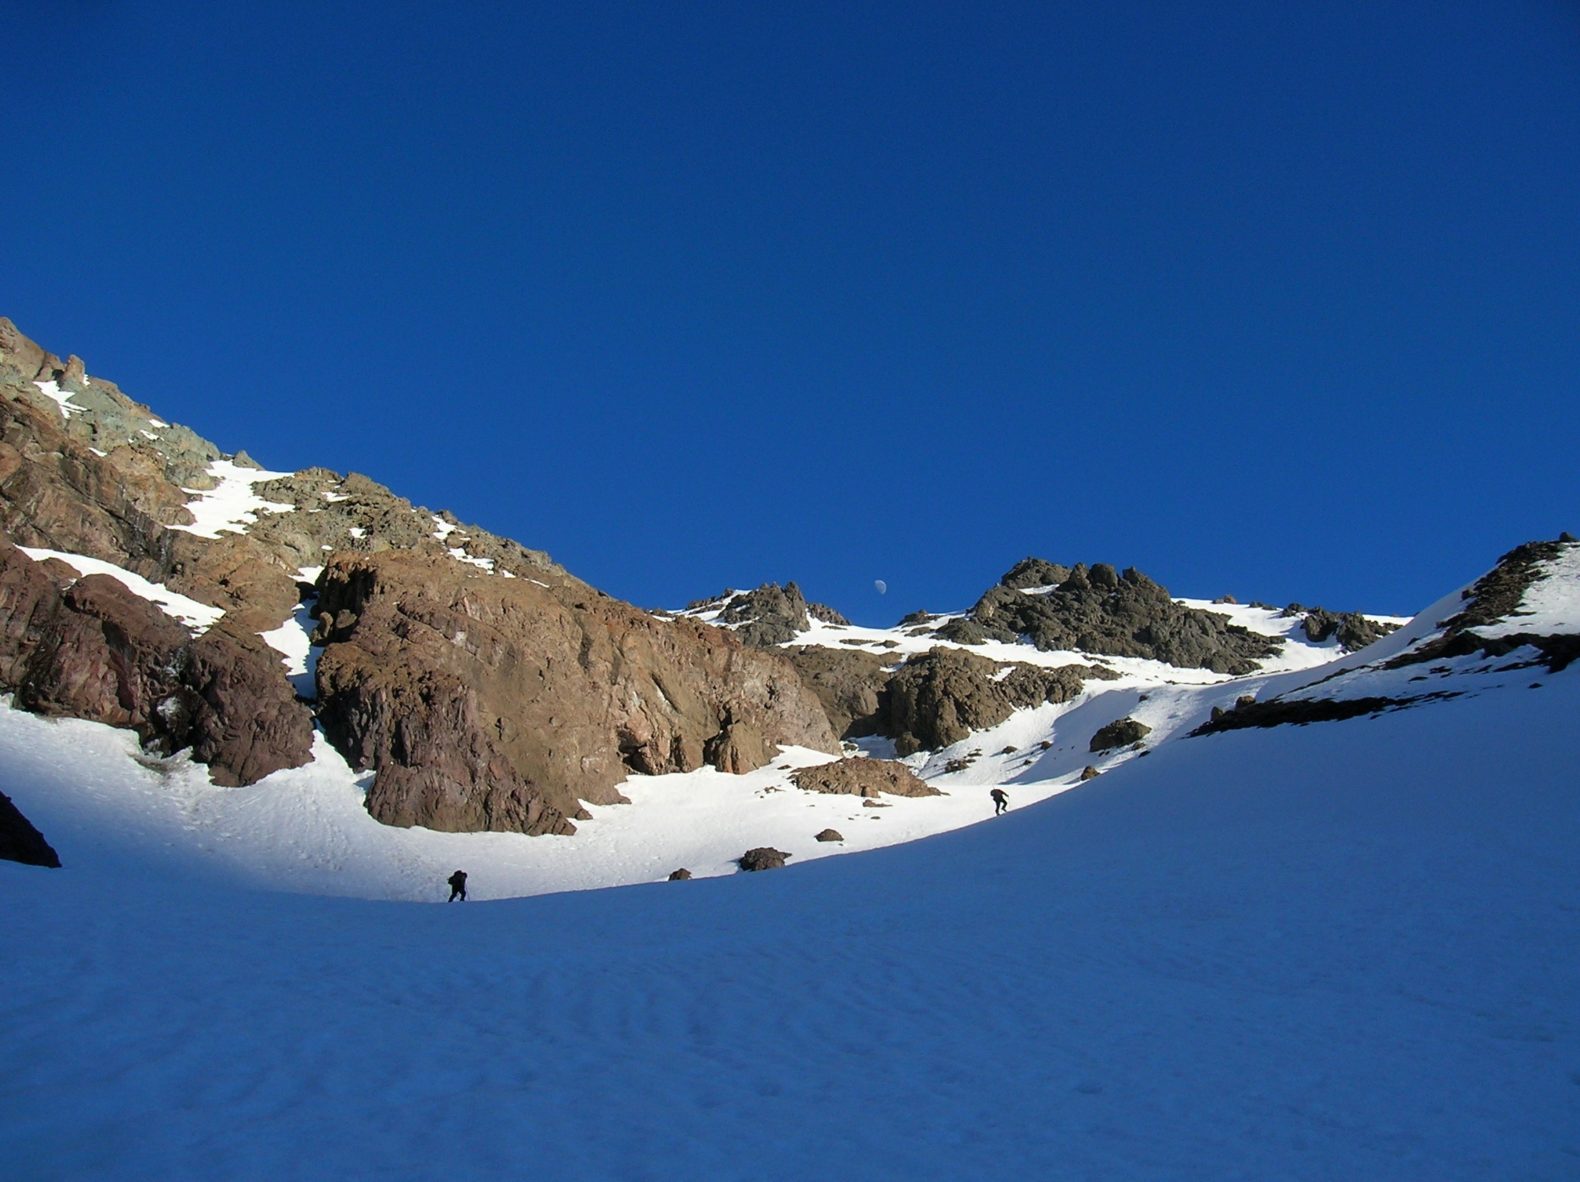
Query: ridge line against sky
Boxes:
[{"xmin": 5, "ymin": 1, "xmax": 1577, "ymax": 623}]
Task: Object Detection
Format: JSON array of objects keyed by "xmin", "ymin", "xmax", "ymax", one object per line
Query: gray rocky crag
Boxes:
[
  {"xmin": 1285, "ymin": 605, "xmax": 1399, "ymax": 653},
  {"xmin": 934, "ymin": 560, "xmax": 1283, "ymax": 674},
  {"xmin": 692, "ymin": 581, "xmax": 847, "ymax": 647}
]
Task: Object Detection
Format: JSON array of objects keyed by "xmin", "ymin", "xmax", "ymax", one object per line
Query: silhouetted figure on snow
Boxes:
[
  {"xmin": 990, "ymin": 788, "xmax": 1009, "ymax": 816},
  {"xmin": 447, "ymin": 869, "xmax": 468, "ymax": 902}
]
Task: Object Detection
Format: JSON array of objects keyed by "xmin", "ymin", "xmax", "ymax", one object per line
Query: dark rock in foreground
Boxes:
[{"xmin": 0, "ymin": 789, "xmax": 60, "ymax": 867}]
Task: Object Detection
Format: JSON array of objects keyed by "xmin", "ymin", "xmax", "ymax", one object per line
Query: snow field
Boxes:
[{"xmin": 4, "ymin": 677, "xmax": 1577, "ymax": 1179}]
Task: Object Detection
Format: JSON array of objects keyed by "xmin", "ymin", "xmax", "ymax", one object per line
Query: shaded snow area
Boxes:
[
  {"xmin": 4, "ymin": 676, "xmax": 1577, "ymax": 1179},
  {"xmin": 169, "ymin": 458, "xmax": 295, "ymax": 538}
]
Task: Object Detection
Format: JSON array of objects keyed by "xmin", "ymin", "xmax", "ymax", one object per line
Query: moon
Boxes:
[{"xmin": 874, "ymin": 579, "xmax": 887, "ymax": 595}]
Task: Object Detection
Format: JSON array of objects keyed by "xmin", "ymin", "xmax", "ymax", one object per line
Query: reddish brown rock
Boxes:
[
  {"xmin": 0, "ymin": 541, "xmax": 313, "ymax": 785},
  {"xmin": 789, "ymin": 757, "xmax": 940, "ymax": 798},
  {"xmin": 313, "ymin": 552, "xmax": 840, "ymax": 835}
]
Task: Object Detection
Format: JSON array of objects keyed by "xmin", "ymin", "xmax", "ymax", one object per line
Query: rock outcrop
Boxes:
[
  {"xmin": 1289, "ymin": 606, "xmax": 1399, "ymax": 652},
  {"xmin": 313, "ymin": 551, "xmax": 839, "ymax": 834},
  {"xmin": 0, "ymin": 540, "xmax": 314, "ymax": 785},
  {"xmin": 877, "ymin": 647, "xmax": 1116, "ymax": 756},
  {"xmin": 689, "ymin": 581, "xmax": 848, "ymax": 646},
  {"xmin": 0, "ymin": 318, "xmax": 847, "ymax": 836},
  {"xmin": 789, "ymin": 757, "xmax": 940, "ymax": 798},
  {"xmin": 779, "ymin": 645, "xmax": 895, "ymax": 738},
  {"xmin": 1384, "ymin": 537, "xmax": 1580, "ymax": 674},
  {"xmin": 934, "ymin": 560, "xmax": 1283, "ymax": 674},
  {"xmin": 1090, "ymin": 717, "xmax": 1152, "ymax": 753}
]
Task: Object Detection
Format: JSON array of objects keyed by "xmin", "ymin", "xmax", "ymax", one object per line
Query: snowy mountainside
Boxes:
[
  {"xmin": 4, "ymin": 544, "xmax": 1577, "ymax": 1179},
  {"xmin": 6, "ymin": 541, "xmax": 1572, "ymax": 902}
]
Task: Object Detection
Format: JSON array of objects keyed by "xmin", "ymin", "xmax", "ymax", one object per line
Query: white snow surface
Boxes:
[
  {"xmin": 169, "ymin": 458, "xmax": 296, "ymax": 538},
  {"xmin": 3, "ymin": 547, "xmax": 1578, "ymax": 1179},
  {"xmin": 32, "ymin": 379, "xmax": 83, "ymax": 419}
]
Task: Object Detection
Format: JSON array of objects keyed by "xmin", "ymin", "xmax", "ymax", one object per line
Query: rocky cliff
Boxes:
[{"xmin": 0, "ymin": 318, "xmax": 838, "ymax": 836}]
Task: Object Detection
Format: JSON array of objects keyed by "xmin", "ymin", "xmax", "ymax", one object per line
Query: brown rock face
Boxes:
[
  {"xmin": 0, "ymin": 541, "xmax": 314, "ymax": 785},
  {"xmin": 878, "ymin": 647, "xmax": 1113, "ymax": 756},
  {"xmin": 781, "ymin": 645, "xmax": 894, "ymax": 738},
  {"xmin": 313, "ymin": 552, "xmax": 840, "ymax": 834},
  {"xmin": 789, "ymin": 757, "xmax": 940, "ymax": 798}
]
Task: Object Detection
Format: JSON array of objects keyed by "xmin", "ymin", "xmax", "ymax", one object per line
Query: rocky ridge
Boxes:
[
  {"xmin": 933, "ymin": 560, "xmax": 1283, "ymax": 674},
  {"xmin": 0, "ymin": 318, "xmax": 840, "ymax": 841}
]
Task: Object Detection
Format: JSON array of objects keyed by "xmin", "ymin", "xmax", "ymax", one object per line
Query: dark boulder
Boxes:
[
  {"xmin": 738, "ymin": 847, "xmax": 792, "ymax": 872},
  {"xmin": 790, "ymin": 757, "xmax": 940, "ymax": 798},
  {"xmin": 667, "ymin": 868, "xmax": 693, "ymax": 881},
  {"xmin": 1090, "ymin": 717, "xmax": 1151, "ymax": 753},
  {"xmin": 0, "ymin": 790, "xmax": 60, "ymax": 868},
  {"xmin": 814, "ymin": 828, "xmax": 844, "ymax": 843}
]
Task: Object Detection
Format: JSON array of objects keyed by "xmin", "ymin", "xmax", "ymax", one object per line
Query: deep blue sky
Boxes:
[{"xmin": 6, "ymin": 2, "xmax": 1578, "ymax": 621}]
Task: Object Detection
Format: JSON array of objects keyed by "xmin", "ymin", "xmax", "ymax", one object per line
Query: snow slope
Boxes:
[
  {"xmin": 3, "ymin": 543, "xmax": 1578, "ymax": 1178},
  {"xmin": 4, "ymin": 672, "xmax": 1577, "ymax": 1180}
]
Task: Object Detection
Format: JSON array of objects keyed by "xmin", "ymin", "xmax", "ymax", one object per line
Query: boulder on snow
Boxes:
[
  {"xmin": 814, "ymin": 829, "xmax": 844, "ymax": 843},
  {"xmin": 667, "ymin": 868, "xmax": 693, "ymax": 881},
  {"xmin": 790, "ymin": 757, "xmax": 940, "ymax": 798},
  {"xmin": 1089, "ymin": 717, "xmax": 1151, "ymax": 753},
  {"xmin": 737, "ymin": 847, "xmax": 792, "ymax": 872}
]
